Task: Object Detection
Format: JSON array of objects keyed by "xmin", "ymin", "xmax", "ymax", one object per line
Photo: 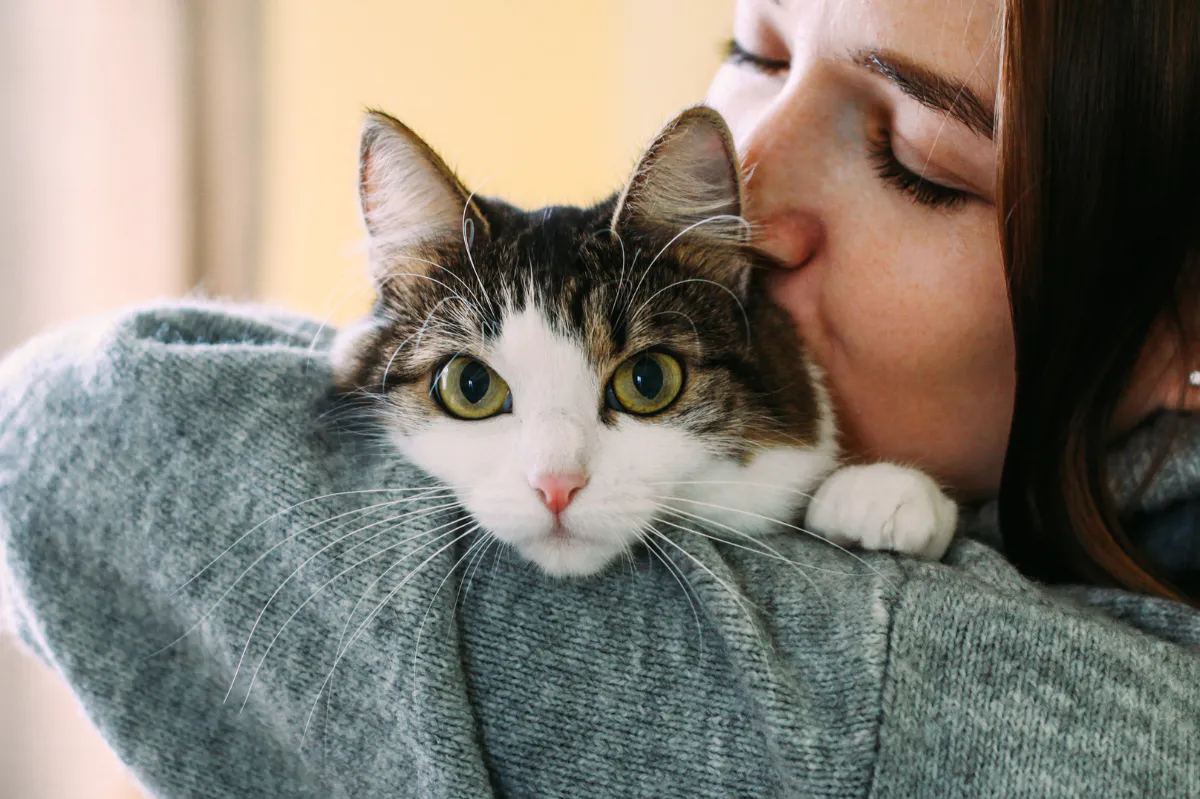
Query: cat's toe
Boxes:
[{"xmin": 806, "ymin": 463, "xmax": 957, "ymax": 559}]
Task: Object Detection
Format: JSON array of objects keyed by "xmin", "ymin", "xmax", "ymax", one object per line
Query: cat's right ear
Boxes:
[{"xmin": 358, "ymin": 110, "xmax": 488, "ymax": 277}]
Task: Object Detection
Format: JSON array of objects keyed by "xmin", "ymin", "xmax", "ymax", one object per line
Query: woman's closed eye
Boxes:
[
  {"xmin": 867, "ymin": 127, "xmax": 970, "ymax": 210},
  {"xmin": 724, "ymin": 38, "xmax": 978, "ymax": 212},
  {"xmin": 725, "ymin": 39, "xmax": 789, "ymax": 77}
]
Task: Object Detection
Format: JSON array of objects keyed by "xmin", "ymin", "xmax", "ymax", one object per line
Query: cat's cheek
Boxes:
[{"xmin": 672, "ymin": 446, "xmax": 839, "ymax": 535}]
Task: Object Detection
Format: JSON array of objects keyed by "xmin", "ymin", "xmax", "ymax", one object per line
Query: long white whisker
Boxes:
[
  {"xmin": 642, "ymin": 532, "xmax": 705, "ymax": 658},
  {"xmin": 240, "ymin": 519, "xmax": 474, "ymax": 714},
  {"xmin": 411, "ymin": 529, "xmax": 489, "ymax": 669},
  {"xmin": 148, "ymin": 492, "xmax": 453, "ymax": 659},
  {"xmin": 643, "ymin": 528, "xmax": 771, "ymax": 662},
  {"xmin": 301, "ymin": 527, "xmax": 478, "ymax": 745},
  {"xmin": 169, "ymin": 487, "xmax": 444, "ymax": 597},
  {"xmin": 654, "ymin": 513, "xmax": 831, "ymax": 614},
  {"xmin": 657, "ymin": 503, "xmax": 853, "ymax": 577},
  {"xmin": 223, "ymin": 501, "xmax": 459, "ymax": 703},
  {"xmin": 657, "ymin": 496, "xmax": 894, "ymax": 588}
]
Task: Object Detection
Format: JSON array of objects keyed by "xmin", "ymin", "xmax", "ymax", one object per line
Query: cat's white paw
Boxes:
[{"xmin": 806, "ymin": 463, "xmax": 957, "ymax": 559}]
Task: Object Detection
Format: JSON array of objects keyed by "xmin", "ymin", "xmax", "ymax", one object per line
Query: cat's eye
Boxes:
[
  {"xmin": 606, "ymin": 351, "xmax": 684, "ymax": 416},
  {"xmin": 434, "ymin": 356, "xmax": 512, "ymax": 420}
]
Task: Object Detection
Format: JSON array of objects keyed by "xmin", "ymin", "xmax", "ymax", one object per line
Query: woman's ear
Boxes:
[{"xmin": 1116, "ymin": 309, "xmax": 1200, "ymax": 431}]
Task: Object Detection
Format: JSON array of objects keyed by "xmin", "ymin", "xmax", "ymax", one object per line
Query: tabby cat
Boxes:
[{"xmin": 333, "ymin": 106, "xmax": 957, "ymax": 577}]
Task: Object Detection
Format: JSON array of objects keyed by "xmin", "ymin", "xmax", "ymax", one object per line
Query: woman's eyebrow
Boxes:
[{"xmin": 854, "ymin": 49, "xmax": 996, "ymax": 140}]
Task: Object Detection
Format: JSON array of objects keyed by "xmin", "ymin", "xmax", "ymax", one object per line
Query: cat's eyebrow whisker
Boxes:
[
  {"xmin": 626, "ymin": 214, "xmax": 751, "ymax": 320},
  {"xmin": 223, "ymin": 501, "xmax": 462, "ymax": 703},
  {"xmin": 382, "ymin": 301, "xmax": 473, "ymax": 390},
  {"xmin": 166, "ymin": 486, "xmax": 448, "ymax": 598},
  {"xmin": 461, "ymin": 177, "xmax": 503, "ymax": 304},
  {"xmin": 389, "ymin": 254, "xmax": 485, "ymax": 311},
  {"xmin": 655, "ymin": 495, "xmax": 894, "ymax": 588},
  {"xmin": 240, "ymin": 519, "xmax": 477, "ymax": 715},
  {"xmin": 631, "ymin": 278, "xmax": 752, "ymax": 347},
  {"xmin": 302, "ymin": 526, "xmax": 478, "ymax": 745},
  {"xmin": 645, "ymin": 310, "xmax": 704, "ymax": 354},
  {"xmin": 641, "ymin": 531, "xmax": 705, "ymax": 657}
]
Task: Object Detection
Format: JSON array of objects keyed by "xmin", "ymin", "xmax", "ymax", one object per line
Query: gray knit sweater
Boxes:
[{"xmin": 1, "ymin": 303, "xmax": 1198, "ymax": 798}]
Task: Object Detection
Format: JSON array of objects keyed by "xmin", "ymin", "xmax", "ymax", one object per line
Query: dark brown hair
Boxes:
[{"xmin": 998, "ymin": 0, "xmax": 1200, "ymax": 603}]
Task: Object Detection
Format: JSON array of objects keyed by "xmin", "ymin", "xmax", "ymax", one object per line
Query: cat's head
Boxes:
[{"xmin": 333, "ymin": 107, "xmax": 838, "ymax": 577}]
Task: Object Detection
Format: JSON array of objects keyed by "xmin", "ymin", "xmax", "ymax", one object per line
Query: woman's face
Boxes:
[{"xmin": 707, "ymin": 0, "xmax": 1008, "ymax": 498}]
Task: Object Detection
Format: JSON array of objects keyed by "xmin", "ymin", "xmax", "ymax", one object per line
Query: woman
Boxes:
[
  {"xmin": 0, "ymin": 0, "xmax": 1197, "ymax": 796},
  {"xmin": 707, "ymin": 0, "xmax": 1200, "ymax": 602}
]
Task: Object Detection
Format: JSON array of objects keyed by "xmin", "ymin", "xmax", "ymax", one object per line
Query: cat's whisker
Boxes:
[
  {"xmin": 223, "ymin": 501, "xmax": 462, "ymax": 704},
  {"xmin": 455, "ymin": 531, "xmax": 499, "ymax": 619},
  {"xmin": 654, "ymin": 495, "xmax": 895, "ymax": 589},
  {"xmin": 302, "ymin": 526, "xmax": 478, "ymax": 746},
  {"xmin": 461, "ymin": 178, "xmax": 501, "ymax": 303},
  {"xmin": 642, "ymin": 527, "xmax": 773, "ymax": 662},
  {"xmin": 390, "ymin": 254, "xmax": 486, "ymax": 312},
  {"xmin": 631, "ymin": 277, "xmax": 752, "ymax": 346},
  {"xmin": 241, "ymin": 519, "xmax": 476, "ymax": 714},
  {"xmin": 641, "ymin": 532, "xmax": 705, "ymax": 658},
  {"xmin": 167, "ymin": 486, "xmax": 446, "ymax": 598},
  {"xmin": 411, "ymin": 529, "xmax": 491, "ymax": 670},
  {"xmin": 655, "ymin": 503, "xmax": 852, "ymax": 580},
  {"xmin": 327, "ymin": 517, "xmax": 478, "ymax": 692},
  {"xmin": 149, "ymin": 492, "xmax": 455, "ymax": 661},
  {"xmin": 382, "ymin": 301, "xmax": 473, "ymax": 389},
  {"xmin": 626, "ymin": 214, "xmax": 751, "ymax": 321},
  {"xmin": 653, "ymin": 511, "xmax": 833, "ymax": 613},
  {"xmin": 646, "ymin": 310, "xmax": 704, "ymax": 353}
]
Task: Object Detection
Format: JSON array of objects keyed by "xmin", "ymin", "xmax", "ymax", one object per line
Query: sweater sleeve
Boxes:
[{"xmin": 2, "ymin": 302, "xmax": 1198, "ymax": 799}]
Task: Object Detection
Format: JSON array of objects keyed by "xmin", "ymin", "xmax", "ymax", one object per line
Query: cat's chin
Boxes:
[{"xmin": 513, "ymin": 534, "xmax": 626, "ymax": 578}]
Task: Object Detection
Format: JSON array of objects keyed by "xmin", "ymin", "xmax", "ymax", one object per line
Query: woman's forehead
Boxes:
[{"xmin": 741, "ymin": 0, "xmax": 1002, "ymax": 101}]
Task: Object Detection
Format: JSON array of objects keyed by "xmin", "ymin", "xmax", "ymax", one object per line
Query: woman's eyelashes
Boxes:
[
  {"xmin": 725, "ymin": 38, "xmax": 973, "ymax": 212},
  {"xmin": 725, "ymin": 39, "xmax": 789, "ymax": 76},
  {"xmin": 866, "ymin": 128, "xmax": 970, "ymax": 210}
]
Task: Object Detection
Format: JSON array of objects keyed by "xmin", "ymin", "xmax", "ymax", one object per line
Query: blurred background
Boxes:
[{"xmin": 0, "ymin": 0, "xmax": 732, "ymax": 796}]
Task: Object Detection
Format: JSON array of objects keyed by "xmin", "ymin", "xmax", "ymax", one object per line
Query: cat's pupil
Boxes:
[
  {"xmin": 632, "ymin": 356, "xmax": 664, "ymax": 399},
  {"xmin": 459, "ymin": 361, "xmax": 491, "ymax": 404}
]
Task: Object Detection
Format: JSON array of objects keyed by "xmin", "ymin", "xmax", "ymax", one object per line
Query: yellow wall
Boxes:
[{"xmin": 259, "ymin": 0, "xmax": 735, "ymax": 323}]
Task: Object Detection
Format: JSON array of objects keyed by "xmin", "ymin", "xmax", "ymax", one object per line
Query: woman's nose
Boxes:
[{"xmin": 735, "ymin": 97, "xmax": 827, "ymax": 270}]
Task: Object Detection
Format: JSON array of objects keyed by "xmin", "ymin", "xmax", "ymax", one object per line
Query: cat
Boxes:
[{"xmin": 332, "ymin": 106, "xmax": 957, "ymax": 578}]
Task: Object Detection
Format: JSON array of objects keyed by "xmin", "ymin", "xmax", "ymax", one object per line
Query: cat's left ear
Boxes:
[{"xmin": 612, "ymin": 106, "xmax": 746, "ymax": 245}]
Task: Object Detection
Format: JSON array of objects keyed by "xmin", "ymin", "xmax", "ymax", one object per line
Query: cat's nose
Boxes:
[{"xmin": 532, "ymin": 473, "xmax": 587, "ymax": 516}]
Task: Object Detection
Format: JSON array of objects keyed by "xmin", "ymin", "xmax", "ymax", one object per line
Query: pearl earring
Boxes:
[{"xmin": 1189, "ymin": 371, "xmax": 1200, "ymax": 388}]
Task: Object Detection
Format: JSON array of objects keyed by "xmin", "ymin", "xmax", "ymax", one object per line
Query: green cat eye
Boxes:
[
  {"xmin": 607, "ymin": 351, "xmax": 684, "ymax": 416},
  {"xmin": 434, "ymin": 356, "xmax": 512, "ymax": 420}
]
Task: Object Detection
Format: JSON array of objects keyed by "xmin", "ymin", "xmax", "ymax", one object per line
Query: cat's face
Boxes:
[{"xmin": 334, "ymin": 107, "xmax": 838, "ymax": 576}]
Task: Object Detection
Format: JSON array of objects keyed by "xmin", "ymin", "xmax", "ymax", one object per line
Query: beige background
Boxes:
[{"xmin": 1, "ymin": 1, "xmax": 733, "ymax": 796}]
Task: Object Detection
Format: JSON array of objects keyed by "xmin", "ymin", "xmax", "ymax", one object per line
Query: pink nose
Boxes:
[{"xmin": 532, "ymin": 473, "xmax": 587, "ymax": 516}]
